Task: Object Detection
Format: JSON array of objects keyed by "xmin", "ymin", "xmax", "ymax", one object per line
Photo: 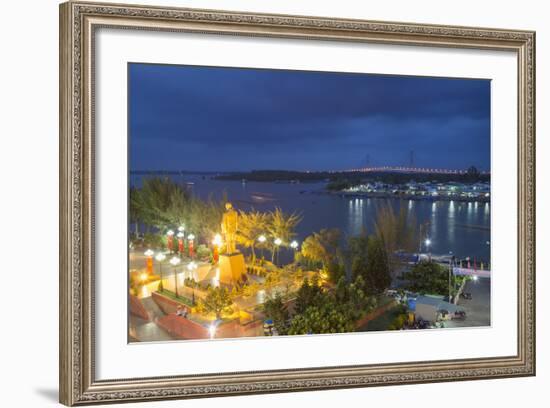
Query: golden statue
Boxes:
[{"xmin": 221, "ymin": 202, "xmax": 238, "ymax": 254}]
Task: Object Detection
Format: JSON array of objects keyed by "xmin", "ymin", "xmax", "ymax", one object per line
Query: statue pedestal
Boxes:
[{"xmin": 219, "ymin": 253, "xmax": 246, "ymax": 285}]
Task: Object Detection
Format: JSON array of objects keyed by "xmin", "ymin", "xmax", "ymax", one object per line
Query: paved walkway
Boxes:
[
  {"xmin": 129, "ymin": 315, "xmax": 175, "ymax": 342},
  {"xmin": 129, "ymin": 295, "xmax": 176, "ymax": 342},
  {"xmin": 142, "ymin": 297, "xmax": 165, "ymax": 320}
]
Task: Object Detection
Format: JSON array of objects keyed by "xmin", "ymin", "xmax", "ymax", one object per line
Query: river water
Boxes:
[{"xmin": 131, "ymin": 174, "xmax": 491, "ymax": 263}]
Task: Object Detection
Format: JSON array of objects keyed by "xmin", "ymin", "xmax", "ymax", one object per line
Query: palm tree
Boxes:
[
  {"xmin": 266, "ymin": 207, "xmax": 302, "ymax": 263},
  {"xmin": 301, "ymin": 228, "xmax": 341, "ymax": 268},
  {"xmin": 236, "ymin": 210, "xmax": 269, "ymax": 263}
]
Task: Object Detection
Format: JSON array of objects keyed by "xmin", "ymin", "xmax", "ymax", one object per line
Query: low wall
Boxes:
[
  {"xmin": 129, "ymin": 294, "xmax": 149, "ymax": 321},
  {"xmin": 152, "ymin": 291, "xmax": 192, "ymax": 315},
  {"xmin": 157, "ymin": 312, "xmax": 264, "ymax": 340},
  {"xmin": 216, "ymin": 320, "xmax": 264, "ymax": 339},
  {"xmin": 157, "ymin": 314, "xmax": 209, "ymax": 340}
]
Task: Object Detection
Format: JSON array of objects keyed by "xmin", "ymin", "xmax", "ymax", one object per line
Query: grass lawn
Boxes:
[
  {"xmin": 157, "ymin": 289, "xmax": 195, "ymax": 307},
  {"xmin": 359, "ymin": 305, "xmax": 403, "ymax": 332}
]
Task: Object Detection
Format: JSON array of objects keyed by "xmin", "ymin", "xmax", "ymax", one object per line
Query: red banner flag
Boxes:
[{"xmin": 189, "ymin": 240, "xmax": 194, "ymax": 258}]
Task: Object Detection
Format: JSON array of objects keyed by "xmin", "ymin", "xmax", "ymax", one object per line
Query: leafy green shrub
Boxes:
[{"xmin": 196, "ymin": 244, "xmax": 212, "ymax": 260}]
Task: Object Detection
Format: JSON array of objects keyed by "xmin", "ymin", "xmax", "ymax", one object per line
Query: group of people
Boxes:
[{"xmin": 176, "ymin": 305, "xmax": 188, "ymax": 318}]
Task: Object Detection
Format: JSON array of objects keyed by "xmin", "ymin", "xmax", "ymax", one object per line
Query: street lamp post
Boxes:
[
  {"xmin": 258, "ymin": 234, "xmax": 266, "ymax": 262},
  {"xmin": 448, "ymin": 259, "xmax": 452, "ymax": 303},
  {"xmin": 290, "ymin": 240, "xmax": 299, "ymax": 262},
  {"xmin": 274, "ymin": 238, "xmax": 282, "ymax": 266},
  {"xmin": 170, "ymin": 256, "xmax": 181, "ymax": 298},
  {"xmin": 425, "ymin": 238, "xmax": 432, "ymax": 261},
  {"xmin": 155, "ymin": 252, "xmax": 166, "ymax": 290},
  {"xmin": 187, "ymin": 261, "xmax": 198, "ymax": 281},
  {"xmin": 418, "ymin": 224, "xmax": 422, "ymax": 255}
]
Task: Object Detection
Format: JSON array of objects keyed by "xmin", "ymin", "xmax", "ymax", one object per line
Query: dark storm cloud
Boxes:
[{"xmin": 129, "ymin": 63, "xmax": 490, "ymax": 171}]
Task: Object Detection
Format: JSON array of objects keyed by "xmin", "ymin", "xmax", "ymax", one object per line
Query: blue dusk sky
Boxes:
[{"xmin": 129, "ymin": 63, "xmax": 490, "ymax": 172}]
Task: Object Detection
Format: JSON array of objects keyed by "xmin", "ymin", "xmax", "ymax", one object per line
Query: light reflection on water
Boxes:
[
  {"xmin": 348, "ymin": 198, "xmax": 364, "ymax": 236},
  {"xmin": 131, "ymin": 174, "xmax": 490, "ymax": 262}
]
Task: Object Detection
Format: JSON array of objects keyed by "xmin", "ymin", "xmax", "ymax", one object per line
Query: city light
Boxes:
[
  {"xmin": 472, "ymin": 275, "xmax": 479, "ymax": 282},
  {"xmin": 140, "ymin": 272, "xmax": 148, "ymax": 282},
  {"xmin": 187, "ymin": 261, "xmax": 198, "ymax": 281},
  {"xmin": 176, "ymin": 231, "xmax": 184, "ymax": 239},
  {"xmin": 178, "ymin": 225, "xmax": 185, "ymax": 232},
  {"xmin": 258, "ymin": 235, "xmax": 266, "ymax": 243},
  {"xmin": 274, "ymin": 238, "xmax": 282, "ymax": 246},
  {"xmin": 212, "ymin": 233, "xmax": 222, "ymax": 246},
  {"xmin": 290, "ymin": 240, "xmax": 299, "ymax": 249},
  {"xmin": 166, "ymin": 230, "xmax": 175, "ymax": 236},
  {"xmin": 425, "ymin": 238, "xmax": 431, "ymax": 247},
  {"xmin": 257, "ymin": 289, "xmax": 266, "ymax": 303},
  {"xmin": 212, "ymin": 268, "xmax": 220, "ymax": 287},
  {"xmin": 187, "ymin": 234, "xmax": 195, "ymax": 241},
  {"xmin": 155, "ymin": 253, "xmax": 166, "ymax": 262},
  {"xmin": 169, "ymin": 256, "xmax": 181, "ymax": 266},
  {"xmin": 144, "ymin": 249, "xmax": 154, "ymax": 257}
]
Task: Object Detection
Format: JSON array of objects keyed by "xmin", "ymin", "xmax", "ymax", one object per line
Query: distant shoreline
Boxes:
[
  {"xmin": 131, "ymin": 169, "xmax": 489, "ymax": 184},
  {"xmin": 310, "ymin": 190, "xmax": 491, "ymax": 203}
]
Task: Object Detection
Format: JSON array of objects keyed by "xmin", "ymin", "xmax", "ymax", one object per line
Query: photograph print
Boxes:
[{"xmin": 128, "ymin": 63, "xmax": 491, "ymax": 342}]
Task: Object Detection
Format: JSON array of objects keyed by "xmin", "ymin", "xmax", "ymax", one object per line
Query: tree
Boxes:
[
  {"xmin": 129, "ymin": 177, "xmax": 224, "ymax": 245},
  {"xmin": 347, "ymin": 275, "xmax": 371, "ymax": 317},
  {"xmin": 188, "ymin": 194, "xmax": 225, "ymax": 244},
  {"xmin": 364, "ymin": 236, "xmax": 392, "ymax": 294},
  {"xmin": 201, "ymin": 286, "xmax": 233, "ymax": 319},
  {"xmin": 288, "ymin": 301, "xmax": 356, "ymax": 335},
  {"xmin": 137, "ymin": 177, "xmax": 189, "ymax": 230},
  {"xmin": 289, "ymin": 275, "xmax": 377, "ymax": 335},
  {"xmin": 294, "ymin": 277, "xmax": 324, "ymax": 315},
  {"xmin": 374, "ymin": 201, "xmax": 417, "ymax": 278},
  {"xmin": 334, "ymin": 275, "xmax": 376, "ymax": 321},
  {"xmin": 266, "ymin": 207, "xmax": 302, "ymax": 263},
  {"xmin": 263, "ymin": 294, "xmax": 289, "ymax": 335},
  {"xmin": 264, "ymin": 269, "xmax": 282, "ymax": 294},
  {"xmin": 237, "ymin": 210, "xmax": 269, "ymax": 263},
  {"xmin": 404, "ymin": 261, "xmax": 451, "ymax": 295},
  {"xmin": 349, "ymin": 231, "xmax": 391, "ymax": 294},
  {"xmin": 349, "ymin": 230, "xmax": 369, "ymax": 281},
  {"xmin": 300, "ymin": 228, "xmax": 343, "ymax": 281},
  {"xmin": 129, "ymin": 186, "xmax": 142, "ymax": 239}
]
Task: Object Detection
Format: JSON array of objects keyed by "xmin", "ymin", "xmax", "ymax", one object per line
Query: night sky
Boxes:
[{"xmin": 129, "ymin": 63, "xmax": 490, "ymax": 172}]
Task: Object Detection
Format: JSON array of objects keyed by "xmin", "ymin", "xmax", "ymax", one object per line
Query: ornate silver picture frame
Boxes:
[{"xmin": 59, "ymin": 1, "xmax": 535, "ymax": 405}]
